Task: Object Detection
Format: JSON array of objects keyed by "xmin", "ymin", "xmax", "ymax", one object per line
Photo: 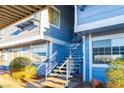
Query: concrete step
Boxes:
[
  {"xmin": 46, "ymin": 77, "xmax": 67, "ymax": 84},
  {"xmin": 41, "ymin": 81, "xmax": 64, "ymax": 88}
]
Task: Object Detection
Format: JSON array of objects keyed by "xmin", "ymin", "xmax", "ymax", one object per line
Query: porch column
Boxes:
[{"xmin": 83, "ymin": 33, "xmax": 92, "ymax": 82}]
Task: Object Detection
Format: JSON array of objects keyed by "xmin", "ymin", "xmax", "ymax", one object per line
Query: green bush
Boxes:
[
  {"xmin": 105, "ymin": 58, "xmax": 124, "ymax": 88},
  {"xmin": 9, "ymin": 57, "xmax": 36, "ymax": 80}
]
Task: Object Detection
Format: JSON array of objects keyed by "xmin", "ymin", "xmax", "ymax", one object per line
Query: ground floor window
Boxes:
[
  {"xmin": 31, "ymin": 44, "xmax": 47, "ymax": 63},
  {"xmin": 93, "ymin": 38, "xmax": 124, "ymax": 64},
  {"xmin": 0, "ymin": 43, "xmax": 48, "ymax": 66},
  {"xmin": 22, "ymin": 46, "xmax": 30, "ymax": 58},
  {"xmin": 12, "ymin": 47, "xmax": 22, "ymax": 59}
]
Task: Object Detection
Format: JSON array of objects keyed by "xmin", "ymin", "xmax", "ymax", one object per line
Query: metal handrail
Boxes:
[
  {"xmin": 59, "ymin": 56, "xmax": 71, "ymax": 70},
  {"xmin": 36, "ymin": 51, "xmax": 57, "ymax": 78},
  {"xmin": 59, "ymin": 35, "xmax": 82, "ymax": 70},
  {"xmin": 58, "ymin": 33, "xmax": 82, "ymax": 86},
  {"xmin": 37, "ymin": 33, "xmax": 82, "ymax": 80}
]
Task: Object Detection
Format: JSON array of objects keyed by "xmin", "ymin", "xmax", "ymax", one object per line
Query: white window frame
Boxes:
[{"xmin": 48, "ymin": 6, "xmax": 61, "ymax": 29}]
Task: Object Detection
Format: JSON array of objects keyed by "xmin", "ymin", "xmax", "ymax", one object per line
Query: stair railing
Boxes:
[
  {"xmin": 36, "ymin": 51, "xmax": 58, "ymax": 79},
  {"xmin": 58, "ymin": 56, "xmax": 72, "ymax": 87},
  {"xmin": 45, "ymin": 51, "xmax": 58, "ymax": 78},
  {"xmin": 37, "ymin": 33, "xmax": 82, "ymax": 81},
  {"xmin": 58, "ymin": 33, "xmax": 83, "ymax": 87}
]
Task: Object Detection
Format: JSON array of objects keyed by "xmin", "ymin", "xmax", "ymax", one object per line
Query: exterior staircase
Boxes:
[{"xmin": 41, "ymin": 35, "xmax": 83, "ymax": 88}]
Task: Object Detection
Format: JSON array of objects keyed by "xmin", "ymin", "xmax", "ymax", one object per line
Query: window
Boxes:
[
  {"xmin": 23, "ymin": 46, "xmax": 30, "ymax": 58},
  {"xmin": 48, "ymin": 7, "xmax": 60, "ymax": 28},
  {"xmin": 31, "ymin": 45, "xmax": 47, "ymax": 63},
  {"xmin": 93, "ymin": 39, "xmax": 112, "ymax": 64},
  {"xmin": 93, "ymin": 38, "xmax": 124, "ymax": 64},
  {"xmin": 112, "ymin": 47, "xmax": 119, "ymax": 55},
  {"xmin": 12, "ymin": 47, "xmax": 22, "ymax": 59}
]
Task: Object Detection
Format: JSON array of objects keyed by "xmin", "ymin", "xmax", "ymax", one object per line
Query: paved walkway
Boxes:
[
  {"xmin": 0, "ymin": 71, "xmax": 87, "ymax": 88},
  {"xmin": 0, "ymin": 70, "xmax": 10, "ymax": 75}
]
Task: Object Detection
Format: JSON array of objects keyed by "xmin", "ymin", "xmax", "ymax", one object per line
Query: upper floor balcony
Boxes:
[
  {"xmin": 0, "ymin": 12, "xmax": 42, "ymax": 48},
  {"xmin": 0, "ymin": 5, "xmax": 74, "ymax": 48}
]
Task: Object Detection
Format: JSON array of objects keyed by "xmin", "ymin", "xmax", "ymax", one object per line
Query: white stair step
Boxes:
[
  {"xmin": 41, "ymin": 81, "xmax": 64, "ymax": 88},
  {"xmin": 59, "ymin": 63, "xmax": 80, "ymax": 66},
  {"xmin": 56, "ymin": 66, "xmax": 78, "ymax": 69},
  {"xmin": 53, "ymin": 69, "xmax": 66, "ymax": 73},
  {"xmin": 53, "ymin": 69, "xmax": 75, "ymax": 73},
  {"xmin": 46, "ymin": 77, "xmax": 67, "ymax": 84},
  {"xmin": 50, "ymin": 73, "xmax": 72, "ymax": 78}
]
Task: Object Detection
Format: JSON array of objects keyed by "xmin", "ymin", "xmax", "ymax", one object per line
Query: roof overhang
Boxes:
[{"xmin": 0, "ymin": 5, "xmax": 50, "ymax": 30}]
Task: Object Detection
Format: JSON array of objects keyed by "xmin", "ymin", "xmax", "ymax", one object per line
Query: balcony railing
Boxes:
[{"xmin": 0, "ymin": 27, "xmax": 40, "ymax": 46}]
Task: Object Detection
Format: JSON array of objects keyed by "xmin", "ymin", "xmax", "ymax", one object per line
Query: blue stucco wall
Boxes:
[
  {"xmin": 52, "ymin": 43, "xmax": 69, "ymax": 63},
  {"xmin": 92, "ymin": 67, "xmax": 107, "ymax": 83},
  {"xmin": 77, "ymin": 5, "xmax": 124, "ymax": 25},
  {"xmin": 44, "ymin": 5, "xmax": 74, "ymax": 42}
]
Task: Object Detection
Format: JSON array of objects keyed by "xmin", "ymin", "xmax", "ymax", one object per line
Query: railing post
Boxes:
[
  {"xmin": 66, "ymin": 61, "xmax": 69, "ymax": 86},
  {"xmin": 45, "ymin": 63, "xmax": 47, "ymax": 79}
]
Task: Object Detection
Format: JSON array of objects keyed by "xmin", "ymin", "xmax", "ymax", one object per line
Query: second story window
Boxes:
[{"xmin": 48, "ymin": 7, "xmax": 60, "ymax": 29}]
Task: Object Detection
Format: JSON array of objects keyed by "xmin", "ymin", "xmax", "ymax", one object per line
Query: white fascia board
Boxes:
[
  {"xmin": 0, "ymin": 35, "xmax": 43, "ymax": 48},
  {"xmin": 44, "ymin": 35, "xmax": 67, "ymax": 45},
  {"xmin": 75, "ymin": 14, "xmax": 124, "ymax": 32},
  {"xmin": 0, "ymin": 35, "xmax": 67, "ymax": 48}
]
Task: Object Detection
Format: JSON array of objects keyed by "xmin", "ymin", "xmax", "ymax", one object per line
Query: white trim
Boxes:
[
  {"xmin": 89, "ymin": 34, "xmax": 92, "ymax": 82},
  {"xmin": 0, "ymin": 35, "xmax": 43, "ymax": 48},
  {"xmin": 31, "ymin": 43, "xmax": 47, "ymax": 49},
  {"xmin": 49, "ymin": 42, "xmax": 53, "ymax": 57},
  {"xmin": 75, "ymin": 14, "xmax": 124, "ymax": 32},
  {"xmin": 44, "ymin": 35, "xmax": 67, "ymax": 45},
  {"xmin": 0, "ymin": 34, "xmax": 66, "ymax": 48},
  {"xmin": 74, "ymin": 5, "xmax": 78, "ymax": 32},
  {"xmin": 82, "ymin": 35, "xmax": 86, "ymax": 82},
  {"xmin": 92, "ymin": 64, "xmax": 109, "ymax": 68},
  {"xmin": 46, "ymin": 42, "xmax": 49, "ymax": 58},
  {"xmin": 93, "ymin": 32, "xmax": 124, "ymax": 41}
]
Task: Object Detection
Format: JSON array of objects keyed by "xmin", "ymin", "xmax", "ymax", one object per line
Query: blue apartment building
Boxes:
[{"xmin": 0, "ymin": 5, "xmax": 124, "ymax": 87}]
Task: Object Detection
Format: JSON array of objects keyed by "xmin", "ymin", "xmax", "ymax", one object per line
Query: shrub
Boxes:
[
  {"xmin": 9, "ymin": 57, "xmax": 36, "ymax": 80},
  {"xmin": 105, "ymin": 58, "xmax": 124, "ymax": 88}
]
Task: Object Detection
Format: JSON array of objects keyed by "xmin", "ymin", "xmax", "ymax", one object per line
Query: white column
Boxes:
[
  {"xmin": 89, "ymin": 34, "xmax": 92, "ymax": 82},
  {"xmin": 82, "ymin": 35, "xmax": 86, "ymax": 82},
  {"xmin": 49, "ymin": 42, "xmax": 53, "ymax": 57},
  {"xmin": 83, "ymin": 33, "xmax": 92, "ymax": 82},
  {"xmin": 74, "ymin": 5, "xmax": 78, "ymax": 32}
]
